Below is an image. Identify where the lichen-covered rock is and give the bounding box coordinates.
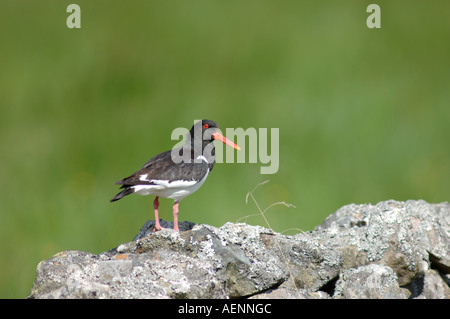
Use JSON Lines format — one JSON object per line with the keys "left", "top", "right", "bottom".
{"left": 313, "top": 199, "right": 450, "bottom": 290}
{"left": 333, "top": 264, "right": 408, "bottom": 299}
{"left": 28, "top": 200, "right": 449, "bottom": 299}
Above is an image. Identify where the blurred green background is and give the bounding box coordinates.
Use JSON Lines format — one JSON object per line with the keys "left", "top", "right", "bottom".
{"left": 0, "top": 1, "right": 449, "bottom": 298}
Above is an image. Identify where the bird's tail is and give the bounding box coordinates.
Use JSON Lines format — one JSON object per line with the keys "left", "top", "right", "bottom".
{"left": 110, "top": 187, "right": 134, "bottom": 202}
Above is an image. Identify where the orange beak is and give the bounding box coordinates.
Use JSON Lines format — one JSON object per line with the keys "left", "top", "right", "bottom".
{"left": 212, "top": 132, "right": 241, "bottom": 150}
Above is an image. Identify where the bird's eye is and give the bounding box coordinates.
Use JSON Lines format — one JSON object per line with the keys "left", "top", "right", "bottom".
{"left": 203, "top": 123, "right": 209, "bottom": 129}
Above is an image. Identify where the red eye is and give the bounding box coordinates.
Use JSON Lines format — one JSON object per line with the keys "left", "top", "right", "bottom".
{"left": 203, "top": 123, "right": 209, "bottom": 129}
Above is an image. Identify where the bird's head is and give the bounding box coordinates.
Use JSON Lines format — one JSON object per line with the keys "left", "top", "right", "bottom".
{"left": 189, "top": 119, "right": 240, "bottom": 150}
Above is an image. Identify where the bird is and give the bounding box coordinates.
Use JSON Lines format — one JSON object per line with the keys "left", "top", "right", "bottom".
{"left": 110, "top": 119, "right": 240, "bottom": 232}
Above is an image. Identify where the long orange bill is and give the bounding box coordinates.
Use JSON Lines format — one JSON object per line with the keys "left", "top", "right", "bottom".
{"left": 212, "top": 132, "right": 241, "bottom": 150}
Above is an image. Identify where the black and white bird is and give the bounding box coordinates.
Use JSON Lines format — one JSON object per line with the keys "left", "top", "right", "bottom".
{"left": 110, "top": 119, "right": 240, "bottom": 231}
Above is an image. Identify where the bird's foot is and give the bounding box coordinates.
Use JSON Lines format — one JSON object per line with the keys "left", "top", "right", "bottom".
{"left": 153, "top": 225, "right": 165, "bottom": 232}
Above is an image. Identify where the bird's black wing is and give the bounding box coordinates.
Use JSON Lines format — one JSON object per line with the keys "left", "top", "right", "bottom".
{"left": 114, "top": 148, "right": 209, "bottom": 187}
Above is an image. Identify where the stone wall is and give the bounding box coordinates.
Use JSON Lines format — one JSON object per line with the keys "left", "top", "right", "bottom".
{"left": 28, "top": 200, "right": 449, "bottom": 299}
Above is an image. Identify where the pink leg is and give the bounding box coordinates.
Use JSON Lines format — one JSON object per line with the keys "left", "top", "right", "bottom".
{"left": 173, "top": 201, "right": 180, "bottom": 232}
{"left": 153, "top": 197, "right": 164, "bottom": 232}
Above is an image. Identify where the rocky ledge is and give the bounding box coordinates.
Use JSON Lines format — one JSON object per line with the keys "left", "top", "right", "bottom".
{"left": 28, "top": 200, "right": 449, "bottom": 299}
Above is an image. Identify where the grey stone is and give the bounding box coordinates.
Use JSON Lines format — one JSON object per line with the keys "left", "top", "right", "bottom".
{"left": 333, "top": 264, "right": 408, "bottom": 299}
{"left": 405, "top": 269, "right": 450, "bottom": 299}
{"left": 132, "top": 219, "right": 196, "bottom": 241}
{"left": 249, "top": 287, "right": 330, "bottom": 299}
{"left": 313, "top": 200, "right": 450, "bottom": 287}
{"left": 28, "top": 199, "right": 449, "bottom": 299}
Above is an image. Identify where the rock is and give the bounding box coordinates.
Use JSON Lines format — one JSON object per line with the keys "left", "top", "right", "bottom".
{"left": 404, "top": 269, "right": 450, "bottom": 299}
{"left": 132, "top": 219, "right": 196, "bottom": 241}
{"left": 249, "top": 286, "right": 330, "bottom": 299}
{"left": 333, "top": 264, "right": 408, "bottom": 299}
{"left": 28, "top": 199, "right": 449, "bottom": 299}
{"left": 313, "top": 199, "right": 450, "bottom": 289}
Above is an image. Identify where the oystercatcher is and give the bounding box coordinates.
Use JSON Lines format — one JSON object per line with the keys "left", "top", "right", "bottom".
{"left": 110, "top": 119, "right": 240, "bottom": 232}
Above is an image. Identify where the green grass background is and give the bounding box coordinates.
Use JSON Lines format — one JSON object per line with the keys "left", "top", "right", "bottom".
{"left": 0, "top": 1, "right": 448, "bottom": 298}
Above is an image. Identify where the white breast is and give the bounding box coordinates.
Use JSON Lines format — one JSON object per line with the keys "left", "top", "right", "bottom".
{"left": 132, "top": 168, "right": 210, "bottom": 202}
